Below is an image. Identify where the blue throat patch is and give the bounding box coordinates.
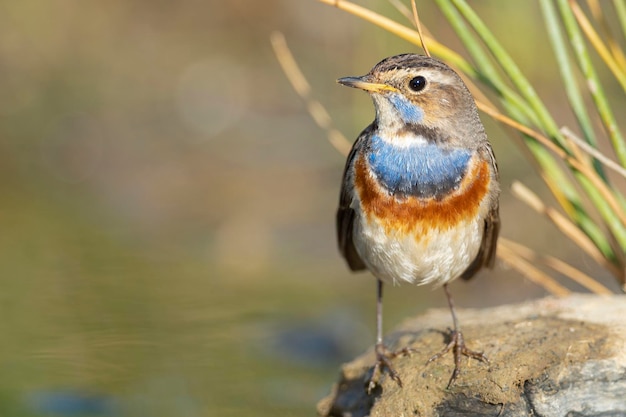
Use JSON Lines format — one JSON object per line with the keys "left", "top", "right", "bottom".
{"left": 387, "top": 93, "right": 423, "bottom": 124}
{"left": 368, "top": 134, "right": 471, "bottom": 198}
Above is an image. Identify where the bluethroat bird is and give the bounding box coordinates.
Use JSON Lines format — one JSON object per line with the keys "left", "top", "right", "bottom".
{"left": 336, "top": 54, "right": 500, "bottom": 391}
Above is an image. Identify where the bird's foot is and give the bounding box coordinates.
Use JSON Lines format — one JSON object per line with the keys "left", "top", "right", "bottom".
{"left": 426, "top": 329, "right": 488, "bottom": 389}
{"left": 367, "top": 344, "right": 417, "bottom": 393}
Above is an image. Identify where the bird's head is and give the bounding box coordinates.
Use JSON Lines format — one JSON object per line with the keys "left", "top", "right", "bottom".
{"left": 338, "top": 54, "right": 482, "bottom": 143}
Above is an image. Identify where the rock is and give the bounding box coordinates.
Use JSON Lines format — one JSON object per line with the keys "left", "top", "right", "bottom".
{"left": 317, "top": 294, "right": 626, "bottom": 416}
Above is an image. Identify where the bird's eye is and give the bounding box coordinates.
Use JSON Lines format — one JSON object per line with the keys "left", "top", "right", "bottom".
{"left": 408, "top": 76, "right": 426, "bottom": 92}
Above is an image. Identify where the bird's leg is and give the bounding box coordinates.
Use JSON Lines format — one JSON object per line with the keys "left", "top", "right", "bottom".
{"left": 427, "top": 283, "right": 488, "bottom": 389}
{"left": 367, "top": 279, "right": 404, "bottom": 393}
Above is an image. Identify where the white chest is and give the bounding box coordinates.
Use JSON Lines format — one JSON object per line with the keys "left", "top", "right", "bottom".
{"left": 352, "top": 212, "right": 484, "bottom": 287}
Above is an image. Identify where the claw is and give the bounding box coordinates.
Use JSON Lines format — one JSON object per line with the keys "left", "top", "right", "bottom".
{"left": 426, "top": 329, "right": 488, "bottom": 388}
{"left": 366, "top": 344, "right": 416, "bottom": 393}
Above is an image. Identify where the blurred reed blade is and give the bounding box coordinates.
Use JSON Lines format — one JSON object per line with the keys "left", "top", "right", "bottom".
{"left": 270, "top": 31, "right": 351, "bottom": 156}
{"left": 388, "top": 0, "right": 413, "bottom": 23}
{"left": 587, "top": 0, "right": 626, "bottom": 71}
{"left": 500, "top": 238, "right": 613, "bottom": 295}
{"left": 572, "top": 173, "right": 626, "bottom": 254}
{"left": 573, "top": 0, "right": 626, "bottom": 88}
{"left": 512, "top": 181, "right": 624, "bottom": 284}
{"left": 497, "top": 241, "right": 571, "bottom": 297}
{"left": 561, "top": 128, "right": 626, "bottom": 230}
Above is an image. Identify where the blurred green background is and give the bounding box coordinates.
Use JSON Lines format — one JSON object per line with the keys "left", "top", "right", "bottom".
{"left": 0, "top": 1, "right": 621, "bottom": 416}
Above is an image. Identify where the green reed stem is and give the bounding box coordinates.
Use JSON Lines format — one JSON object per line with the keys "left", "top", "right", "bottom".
{"left": 557, "top": 0, "right": 626, "bottom": 168}
{"left": 540, "top": 0, "right": 597, "bottom": 148}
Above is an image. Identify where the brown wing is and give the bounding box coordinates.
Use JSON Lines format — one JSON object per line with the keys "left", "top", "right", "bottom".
{"left": 461, "top": 143, "right": 500, "bottom": 280}
{"left": 336, "top": 125, "right": 373, "bottom": 271}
